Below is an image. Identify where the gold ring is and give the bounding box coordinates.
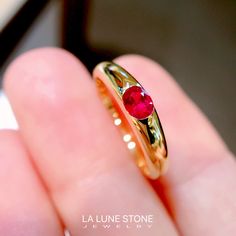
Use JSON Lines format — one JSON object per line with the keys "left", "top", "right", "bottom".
{"left": 93, "top": 62, "right": 168, "bottom": 179}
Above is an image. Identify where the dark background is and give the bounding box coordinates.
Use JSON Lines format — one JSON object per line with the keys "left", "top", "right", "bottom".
{"left": 0, "top": 0, "right": 235, "bottom": 153}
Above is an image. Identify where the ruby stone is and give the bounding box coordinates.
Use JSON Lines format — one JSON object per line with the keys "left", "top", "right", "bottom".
{"left": 122, "top": 86, "right": 154, "bottom": 120}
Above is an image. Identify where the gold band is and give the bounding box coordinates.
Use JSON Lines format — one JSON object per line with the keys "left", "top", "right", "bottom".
{"left": 93, "top": 62, "right": 168, "bottom": 179}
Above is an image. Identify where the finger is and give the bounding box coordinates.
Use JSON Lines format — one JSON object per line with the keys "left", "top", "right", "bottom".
{"left": 115, "top": 55, "right": 236, "bottom": 235}
{"left": 4, "top": 48, "right": 179, "bottom": 236}
{"left": 0, "top": 130, "right": 63, "bottom": 235}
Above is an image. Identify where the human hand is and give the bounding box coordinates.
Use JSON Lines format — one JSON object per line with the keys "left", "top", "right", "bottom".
{"left": 1, "top": 48, "right": 236, "bottom": 236}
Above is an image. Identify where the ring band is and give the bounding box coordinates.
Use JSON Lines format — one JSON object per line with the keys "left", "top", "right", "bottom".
{"left": 93, "top": 62, "right": 168, "bottom": 179}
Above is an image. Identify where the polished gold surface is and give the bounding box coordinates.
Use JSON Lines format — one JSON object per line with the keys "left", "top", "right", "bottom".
{"left": 93, "top": 62, "right": 168, "bottom": 179}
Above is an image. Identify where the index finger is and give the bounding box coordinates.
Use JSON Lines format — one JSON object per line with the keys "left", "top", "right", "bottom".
{"left": 115, "top": 55, "right": 236, "bottom": 235}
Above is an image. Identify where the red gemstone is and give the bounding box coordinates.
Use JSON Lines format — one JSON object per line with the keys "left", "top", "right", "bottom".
{"left": 122, "top": 86, "right": 154, "bottom": 119}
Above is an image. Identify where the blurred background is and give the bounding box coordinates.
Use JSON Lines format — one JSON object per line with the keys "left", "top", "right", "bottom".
{"left": 0, "top": 0, "right": 235, "bottom": 153}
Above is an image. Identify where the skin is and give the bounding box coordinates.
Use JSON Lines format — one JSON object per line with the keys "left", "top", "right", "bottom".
{"left": 1, "top": 48, "right": 236, "bottom": 236}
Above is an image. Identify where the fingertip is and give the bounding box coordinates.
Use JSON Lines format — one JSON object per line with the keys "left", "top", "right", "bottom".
{"left": 3, "top": 47, "right": 92, "bottom": 122}
{"left": 3, "top": 47, "right": 90, "bottom": 96}
{"left": 4, "top": 47, "right": 71, "bottom": 83}
{"left": 0, "top": 130, "right": 19, "bottom": 154}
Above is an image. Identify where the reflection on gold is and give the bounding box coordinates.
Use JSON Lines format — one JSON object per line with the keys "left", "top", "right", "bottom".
{"left": 123, "top": 134, "right": 131, "bottom": 142}
{"left": 114, "top": 118, "right": 122, "bottom": 126}
{"left": 127, "top": 141, "right": 136, "bottom": 150}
